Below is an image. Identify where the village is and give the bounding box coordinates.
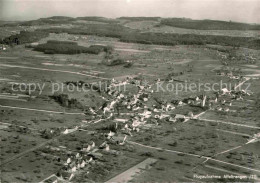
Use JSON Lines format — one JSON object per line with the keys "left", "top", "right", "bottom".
{"left": 0, "top": 11, "right": 260, "bottom": 183}
{"left": 1, "top": 56, "right": 260, "bottom": 182}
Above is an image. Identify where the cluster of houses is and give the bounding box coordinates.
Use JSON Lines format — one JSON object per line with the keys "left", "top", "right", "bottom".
{"left": 216, "top": 71, "right": 241, "bottom": 80}
{"left": 47, "top": 137, "right": 120, "bottom": 181}
{"left": 87, "top": 77, "right": 219, "bottom": 130}
{"left": 86, "top": 76, "right": 242, "bottom": 129}
{"left": 218, "top": 50, "right": 257, "bottom": 64}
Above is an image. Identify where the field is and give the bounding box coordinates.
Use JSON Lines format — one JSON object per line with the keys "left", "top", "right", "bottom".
{"left": 160, "top": 18, "right": 260, "bottom": 30}
{"left": 124, "top": 21, "right": 260, "bottom": 38}
{"left": 0, "top": 16, "right": 260, "bottom": 182}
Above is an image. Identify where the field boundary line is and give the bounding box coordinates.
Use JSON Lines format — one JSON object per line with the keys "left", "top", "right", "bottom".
{"left": 0, "top": 105, "right": 85, "bottom": 115}
{"left": 199, "top": 118, "right": 260, "bottom": 129}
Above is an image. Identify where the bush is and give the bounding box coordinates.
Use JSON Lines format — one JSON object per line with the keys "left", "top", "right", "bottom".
{"left": 50, "top": 94, "right": 69, "bottom": 107}
{"left": 156, "top": 167, "right": 166, "bottom": 171}
{"left": 168, "top": 140, "right": 178, "bottom": 147}
{"left": 50, "top": 94, "right": 83, "bottom": 109}
{"left": 255, "top": 93, "right": 260, "bottom": 109}
{"left": 140, "top": 152, "right": 153, "bottom": 157}
{"left": 174, "top": 160, "right": 184, "bottom": 164}
{"left": 102, "top": 58, "right": 125, "bottom": 66}
{"left": 89, "top": 45, "right": 114, "bottom": 53}
{"left": 104, "top": 45, "right": 114, "bottom": 54}
{"left": 108, "top": 58, "right": 125, "bottom": 66}
{"left": 124, "top": 61, "right": 133, "bottom": 68}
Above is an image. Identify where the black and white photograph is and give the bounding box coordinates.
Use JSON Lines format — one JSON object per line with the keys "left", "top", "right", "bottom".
{"left": 0, "top": 0, "right": 260, "bottom": 182}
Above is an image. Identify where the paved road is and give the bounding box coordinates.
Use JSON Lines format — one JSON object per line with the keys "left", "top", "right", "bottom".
{"left": 233, "top": 77, "right": 250, "bottom": 90}
{"left": 216, "top": 129, "right": 251, "bottom": 137}
{"left": 0, "top": 105, "right": 85, "bottom": 115}
{"left": 214, "top": 145, "right": 242, "bottom": 156}
{"left": 183, "top": 111, "right": 207, "bottom": 123}
{"left": 199, "top": 118, "right": 260, "bottom": 129}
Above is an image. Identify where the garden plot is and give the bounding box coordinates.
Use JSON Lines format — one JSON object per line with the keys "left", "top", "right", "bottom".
{"left": 0, "top": 107, "right": 85, "bottom": 131}
{"left": 202, "top": 110, "right": 260, "bottom": 128}
{"left": 37, "top": 130, "right": 144, "bottom": 183}
{"left": 1, "top": 150, "right": 63, "bottom": 183}
{"left": 129, "top": 120, "right": 247, "bottom": 158}
{"left": 128, "top": 145, "right": 204, "bottom": 182}
{"left": 213, "top": 142, "right": 260, "bottom": 172}
{"left": 0, "top": 129, "right": 45, "bottom": 161}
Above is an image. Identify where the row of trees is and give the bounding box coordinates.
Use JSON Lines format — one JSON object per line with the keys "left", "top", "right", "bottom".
{"left": 34, "top": 40, "right": 114, "bottom": 55}
{"left": 1, "top": 31, "right": 49, "bottom": 45}
{"left": 160, "top": 18, "right": 260, "bottom": 30}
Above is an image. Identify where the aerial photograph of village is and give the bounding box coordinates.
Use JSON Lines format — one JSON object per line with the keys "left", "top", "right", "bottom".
{"left": 0, "top": 0, "right": 259, "bottom": 182}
